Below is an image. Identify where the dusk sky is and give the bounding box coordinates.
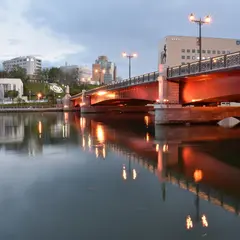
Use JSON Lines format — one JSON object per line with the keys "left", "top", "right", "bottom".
{"left": 0, "top": 0, "right": 238, "bottom": 78}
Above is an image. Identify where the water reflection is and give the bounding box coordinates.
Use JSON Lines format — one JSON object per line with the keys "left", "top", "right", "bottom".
{"left": 74, "top": 114, "right": 240, "bottom": 219}
{"left": 0, "top": 113, "right": 240, "bottom": 239}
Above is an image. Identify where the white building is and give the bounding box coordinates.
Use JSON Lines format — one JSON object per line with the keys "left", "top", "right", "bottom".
{"left": 159, "top": 36, "right": 240, "bottom": 67}
{"left": 0, "top": 78, "right": 23, "bottom": 99}
{"left": 3, "top": 56, "right": 42, "bottom": 75}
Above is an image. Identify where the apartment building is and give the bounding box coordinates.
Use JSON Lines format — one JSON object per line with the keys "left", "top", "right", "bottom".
{"left": 159, "top": 36, "right": 240, "bottom": 67}
{"left": 92, "top": 56, "right": 117, "bottom": 84}
{"left": 3, "top": 56, "right": 42, "bottom": 75}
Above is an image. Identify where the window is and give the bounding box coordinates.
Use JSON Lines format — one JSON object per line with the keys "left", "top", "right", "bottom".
{"left": 192, "top": 56, "right": 195, "bottom": 60}
{"left": 13, "top": 84, "right": 16, "bottom": 91}
{"left": 187, "top": 49, "right": 190, "bottom": 53}
{"left": 197, "top": 50, "right": 200, "bottom": 53}
{"left": 222, "top": 51, "right": 225, "bottom": 54}
{"left": 181, "top": 62, "right": 185, "bottom": 65}
{"left": 212, "top": 50, "right": 216, "bottom": 54}
{"left": 227, "top": 51, "right": 230, "bottom": 54}
{"left": 192, "top": 49, "right": 195, "bottom": 53}
{"left": 207, "top": 50, "right": 211, "bottom": 54}
{"left": 187, "top": 56, "right": 190, "bottom": 59}
{"left": 217, "top": 50, "right": 221, "bottom": 54}
{"left": 181, "top": 56, "right": 185, "bottom": 59}
{"left": 181, "top": 49, "right": 185, "bottom": 53}
{"left": 202, "top": 50, "right": 206, "bottom": 53}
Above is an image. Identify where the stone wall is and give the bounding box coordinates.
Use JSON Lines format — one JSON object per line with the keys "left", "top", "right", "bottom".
{"left": 155, "top": 106, "right": 240, "bottom": 124}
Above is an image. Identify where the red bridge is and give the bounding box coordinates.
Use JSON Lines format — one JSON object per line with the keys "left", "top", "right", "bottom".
{"left": 71, "top": 51, "right": 240, "bottom": 108}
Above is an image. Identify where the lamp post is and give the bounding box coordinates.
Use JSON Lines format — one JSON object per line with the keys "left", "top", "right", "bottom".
{"left": 122, "top": 52, "right": 137, "bottom": 79}
{"left": 95, "top": 69, "right": 106, "bottom": 84}
{"left": 188, "top": 13, "right": 211, "bottom": 71}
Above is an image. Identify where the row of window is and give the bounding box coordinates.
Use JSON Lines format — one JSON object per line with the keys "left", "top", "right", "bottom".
{"left": 181, "top": 49, "right": 230, "bottom": 55}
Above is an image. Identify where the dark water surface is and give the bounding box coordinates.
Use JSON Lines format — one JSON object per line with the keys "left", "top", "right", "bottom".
{"left": 0, "top": 112, "right": 239, "bottom": 240}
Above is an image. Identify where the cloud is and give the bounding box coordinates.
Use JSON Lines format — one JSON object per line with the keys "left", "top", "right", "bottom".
{"left": 0, "top": 0, "right": 85, "bottom": 62}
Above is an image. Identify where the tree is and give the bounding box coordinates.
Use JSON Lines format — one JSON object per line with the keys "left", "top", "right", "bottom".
{"left": 0, "top": 71, "right": 9, "bottom": 78}
{"left": 4, "top": 90, "right": 19, "bottom": 100}
{"left": 37, "top": 68, "right": 50, "bottom": 83}
{"left": 8, "top": 66, "right": 28, "bottom": 82}
{"left": 48, "top": 67, "right": 61, "bottom": 83}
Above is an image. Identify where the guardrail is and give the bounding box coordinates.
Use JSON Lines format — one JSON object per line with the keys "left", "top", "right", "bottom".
{"left": 167, "top": 51, "right": 240, "bottom": 78}
{"left": 71, "top": 71, "right": 159, "bottom": 99}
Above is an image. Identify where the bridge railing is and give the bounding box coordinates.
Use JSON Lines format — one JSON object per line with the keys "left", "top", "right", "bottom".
{"left": 72, "top": 71, "right": 159, "bottom": 97}
{"left": 167, "top": 51, "right": 240, "bottom": 78}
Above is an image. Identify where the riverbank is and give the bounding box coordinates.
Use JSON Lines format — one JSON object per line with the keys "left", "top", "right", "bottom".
{"left": 0, "top": 107, "right": 80, "bottom": 113}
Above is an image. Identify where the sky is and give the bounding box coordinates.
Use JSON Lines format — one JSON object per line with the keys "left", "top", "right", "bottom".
{"left": 0, "top": 0, "right": 239, "bottom": 78}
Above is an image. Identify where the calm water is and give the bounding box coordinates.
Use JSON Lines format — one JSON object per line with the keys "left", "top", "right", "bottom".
{"left": 0, "top": 112, "right": 240, "bottom": 239}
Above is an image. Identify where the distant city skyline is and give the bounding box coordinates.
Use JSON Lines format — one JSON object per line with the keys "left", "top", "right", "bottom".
{"left": 0, "top": 0, "right": 240, "bottom": 78}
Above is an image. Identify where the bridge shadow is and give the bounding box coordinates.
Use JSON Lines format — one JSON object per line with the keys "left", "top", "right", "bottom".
{"left": 73, "top": 113, "right": 240, "bottom": 215}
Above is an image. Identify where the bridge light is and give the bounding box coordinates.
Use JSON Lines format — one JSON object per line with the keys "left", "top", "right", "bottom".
{"left": 97, "top": 91, "right": 107, "bottom": 96}
{"left": 194, "top": 169, "right": 203, "bottom": 182}
{"left": 132, "top": 53, "right": 137, "bottom": 58}
{"left": 189, "top": 13, "right": 195, "bottom": 22}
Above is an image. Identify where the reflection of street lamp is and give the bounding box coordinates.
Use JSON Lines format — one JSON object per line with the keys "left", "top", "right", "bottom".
{"left": 95, "top": 69, "right": 106, "bottom": 84}
{"left": 122, "top": 52, "right": 137, "bottom": 79}
{"left": 188, "top": 13, "right": 211, "bottom": 71}
{"left": 122, "top": 164, "right": 137, "bottom": 180}
{"left": 186, "top": 169, "right": 207, "bottom": 231}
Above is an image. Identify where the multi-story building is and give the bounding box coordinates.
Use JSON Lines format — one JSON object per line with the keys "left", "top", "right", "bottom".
{"left": 158, "top": 36, "right": 240, "bottom": 67}
{"left": 60, "top": 65, "right": 92, "bottom": 84}
{"left": 92, "top": 56, "right": 117, "bottom": 84}
{"left": 79, "top": 66, "right": 92, "bottom": 83}
{"left": 3, "top": 56, "right": 42, "bottom": 76}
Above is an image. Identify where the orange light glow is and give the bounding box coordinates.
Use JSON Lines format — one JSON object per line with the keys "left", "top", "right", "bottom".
{"left": 163, "top": 144, "right": 168, "bottom": 152}
{"left": 96, "top": 124, "right": 105, "bottom": 143}
{"left": 80, "top": 117, "right": 86, "bottom": 130}
{"left": 97, "top": 91, "right": 107, "bottom": 96}
{"left": 146, "top": 133, "right": 150, "bottom": 142}
{"left": 156, "top": 144, "right": 159, "bottom": 152}
{"left": 186, "top": 215, "right": 193, "bottom": 229}
{"left": 201, "top": 215, "right": 208, "bottom": 227}
{"left": 38, "top": 121, "right": 42, "bottom": 134}
{"left": 107, "top": 93, "right": 115, "bottom": 98}
{"left": 144, "top": 115, "right": 149, "bottom": 127}
{"left": 194, "top": 169, "right": 203, "bottom": 182}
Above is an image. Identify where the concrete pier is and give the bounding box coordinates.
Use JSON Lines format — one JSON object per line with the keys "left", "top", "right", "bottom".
{"left": 154, "top": 105, "right": 240, "bottom": 125}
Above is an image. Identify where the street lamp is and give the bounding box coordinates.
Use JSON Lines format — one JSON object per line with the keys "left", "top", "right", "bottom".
{"left": 95, "top": 69, "right": 106, "bottom": 84}
{"left": 188, "top": 13, "right": 211, "bottom": 71}
{"left": 122, "top": 52, "right": 137, "bottom": 79}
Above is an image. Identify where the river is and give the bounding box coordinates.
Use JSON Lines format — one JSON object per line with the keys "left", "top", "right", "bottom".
{"left": 0, "top": 112, "right": 239, "bottom": 239}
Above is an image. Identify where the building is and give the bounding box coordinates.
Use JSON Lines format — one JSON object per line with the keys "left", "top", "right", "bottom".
{"left": 92, "top": 56, "right": 117, "bottom": 84}
{"left": 0, "top": 78, "right": 23, "bottom": 100}
{"left": 158, "top": 36, "right": 240, "bottom": 67}
{"left": 2, "top": 56, "right": 42, "bottom": 76}
{"left": 79, "top": 66, "right": 92, "bottom": 83}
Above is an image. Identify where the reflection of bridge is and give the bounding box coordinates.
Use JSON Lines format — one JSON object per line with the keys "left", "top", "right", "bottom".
{"left": 71, "top": 51, "right": 240, "bottom": 108}
{"left": 75, "top": 115, "right": 240, "bottom": 216}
